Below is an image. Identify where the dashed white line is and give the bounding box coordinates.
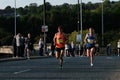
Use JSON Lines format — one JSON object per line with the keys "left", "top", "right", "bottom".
{"left": 13, "top": 69, "right": 31, "bottom": 74}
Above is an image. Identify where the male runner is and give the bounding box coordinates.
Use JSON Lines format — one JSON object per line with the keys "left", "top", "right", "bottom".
{"left": 53, "top": 26, "right": 67, "bottom": 68}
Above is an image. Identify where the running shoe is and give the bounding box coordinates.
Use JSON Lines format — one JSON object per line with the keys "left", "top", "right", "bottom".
{"left": 91, "top": 63, "right": 93, "bottom": 67}
{"left": 59, "top": 64, "right": 63, "bottom": 69}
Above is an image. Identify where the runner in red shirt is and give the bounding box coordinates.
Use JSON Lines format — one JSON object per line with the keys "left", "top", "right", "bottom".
{"left": 53, "top": 26, "right": 67, "bottom": 69}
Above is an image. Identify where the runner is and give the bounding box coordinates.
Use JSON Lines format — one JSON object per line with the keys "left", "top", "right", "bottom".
{"left": 53, "top": 26, "right": 67, "bottom": 69}
{"left": 84, "top": 27, "right": 97, "bottom": 67}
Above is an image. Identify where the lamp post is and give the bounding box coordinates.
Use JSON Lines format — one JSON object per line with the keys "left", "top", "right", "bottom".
{"left": 77, "top": 0, "right": 82, "bottom": 44}
{"left": 80, "top": 0, "right": 83, "bottom": 44}
{"left": 43, "top": 0, "right": 46, "bottom": 26}
{"left": 14, "top": 0, "right": 16, "bottom": 35}
{"left": 102, "top": 0, "right": 104, "bottom": 46}
{"left": 43, "top": 0, "right": 46, "bottom": 55}
{"left": 78, "top": 0, "right": 80, "bottom": 34}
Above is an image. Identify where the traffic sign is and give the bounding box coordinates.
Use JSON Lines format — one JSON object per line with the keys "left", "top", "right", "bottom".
{"left": 42, "top": 25, "right": 48, "bottom": 32}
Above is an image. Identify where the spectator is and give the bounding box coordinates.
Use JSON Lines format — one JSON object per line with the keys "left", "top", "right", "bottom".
{"left": 20, "top": 35, "right": 25, "bottom": 57}
{"left": 25, "top": 33, "right": 34, "bottom": 59}
{"left": 50, "top": 42, "right": 55, "bottom": 56}
{"left": 117, "top": 39, "right": 120, "bottom": 56}
{"left": 80, "top": 44, "right": 84, "bottom": 56}
{"left": 65, "top": 43, "right": 70, "bottom": 57}
{"left": 12, "top": 35, "right": 17, "bottom": 58}
{"left": 70, "top": 41, "right": 75, "bottom": 57}
{"left": 95, "top": 43, "right": 100, "bottom": 56}
{"left": 16, "top": 33, "right": 21, "bottom": 57}
{"left": 38, "top": 38, "right": 44, "bottom": 56}
{"left": 107, "top": 43, "right": 112, "bottom": 56}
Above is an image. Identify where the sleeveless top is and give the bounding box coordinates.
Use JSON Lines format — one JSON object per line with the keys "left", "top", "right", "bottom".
{"left": 55, "top": 32, "right": 66, "bottom": 48}
{"left": 117, "top": 41, "right": 120, "bottom": 48}
{"left": 86, "top": 33, "right": 95, "bottom": 48}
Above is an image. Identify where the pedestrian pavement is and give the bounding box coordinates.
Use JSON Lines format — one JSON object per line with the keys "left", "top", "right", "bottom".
{"left": 0, "top": 55, "right": 50, "bottom": 62}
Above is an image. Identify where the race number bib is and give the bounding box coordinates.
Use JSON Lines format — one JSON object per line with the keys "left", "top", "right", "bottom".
{"left": 87, "top": 39, "right": 94, "bottom": 44}
{"left": 57, "top": 38, "right": 63, "bottom": 44}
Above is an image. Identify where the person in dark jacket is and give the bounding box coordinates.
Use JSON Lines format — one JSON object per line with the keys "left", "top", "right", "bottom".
{"left": 25, "top": 33, "right": 34, "bottom": 59}
{"left": 12, "top": 35, "right": 17, "bottom": 57}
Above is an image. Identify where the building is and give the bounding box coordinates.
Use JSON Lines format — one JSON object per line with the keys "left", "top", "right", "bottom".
{"left": 29, "top": 3, "right": 38, "bottom": 7}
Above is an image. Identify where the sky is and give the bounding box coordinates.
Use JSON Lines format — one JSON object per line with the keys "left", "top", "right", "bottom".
{"left": 0, "top": 0, "right": 119, "bottom": 9}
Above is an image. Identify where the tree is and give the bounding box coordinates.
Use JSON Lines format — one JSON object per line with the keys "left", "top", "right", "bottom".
{"left": 0, "top": 1, "right": 120, "bottom": 45}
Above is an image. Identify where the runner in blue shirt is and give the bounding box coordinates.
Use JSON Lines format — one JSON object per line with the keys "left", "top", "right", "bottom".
{"left": 84, "top": 27, "right": 97, "bottom": 67}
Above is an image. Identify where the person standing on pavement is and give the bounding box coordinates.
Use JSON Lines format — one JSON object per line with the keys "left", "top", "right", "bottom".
{"left": 38, "top": 38, "right": 44, "bottom": 56}
{"left": 107, "top": 43, "right": 112, "bottom": 56}
{"left": 25, "top": 33, "right": 34, "bottom": 59}
{"left": 20, "top": 35, "right": 25, "bottom": 57}
{"left": 70, "top": 41, "right": 75, "bottom": 57}
{"left": 84, "top": 27, "right": 97, "bottom": 67}
{"left": 16, "top": 33, "right": 21, "bottom": 57}
{"left": 53, "top": 26, "right": 67, "bottom": 68}
{"left": 50, "top": 42, "right": 55, "bottom": 56}
{"left": 12, "top": 35, "right": 17, "bottom": 58}
{"left": 117, "top": 39, "right": 120, "bottom": 56}
{"left": 65, "top": 43, "right": 70, "bottom": 57}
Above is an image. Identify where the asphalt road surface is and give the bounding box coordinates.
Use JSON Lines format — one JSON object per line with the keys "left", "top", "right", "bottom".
{"left": 0, "top": 56, "right": 120, "bottom": 80}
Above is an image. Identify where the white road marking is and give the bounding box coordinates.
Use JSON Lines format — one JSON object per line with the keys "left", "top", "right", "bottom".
{"left": 13, "top": 69, "right": 31, "bottom": 74}
{"left": 106, "top": 57, "right": 113, "bottom": 59}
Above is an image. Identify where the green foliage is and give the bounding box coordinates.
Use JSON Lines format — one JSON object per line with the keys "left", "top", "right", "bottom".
{"left": 0, "top": 28, "right": 12, "bottom": 45}
{"left": 68, "top": 31, "right": 78, "bottom": 43}
{"left": 104, "top": 30, "right": 120, "bottom": 48}
{"left": 68, "top": 29, "right": 89, "bottom": 44}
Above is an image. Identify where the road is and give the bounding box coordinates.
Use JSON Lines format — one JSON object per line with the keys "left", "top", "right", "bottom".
{"left": 0, "top": 56, "right": 120, "bottom": 80}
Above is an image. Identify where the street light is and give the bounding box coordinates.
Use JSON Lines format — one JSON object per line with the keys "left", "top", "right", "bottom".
{"left": 77, "top": 0, "right": 83, "bottom": 44}
{"left": 80, "top": 0, "right": 83, "bottom": 44}
{"left": 78, "top": 0, "right": 80, "bottom": 33}
{"left": 43, "top": 0, "right": 46, "bottom": 26}
{"left": 43, "top": 0, "right": 46, "bottom": 55}
{"left": 101, "top": 0, "right": 104, "bottom": 46}
{"left": 14, "top": 0, "right": 16, "bottom": 35}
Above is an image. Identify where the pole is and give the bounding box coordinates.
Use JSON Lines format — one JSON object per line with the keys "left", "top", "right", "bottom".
{"left": 77, "top": 0, "right": 82, "bottom": 44}
{"left": 43, "top": 0, "right": 46, "bottom": 55}
{"left": 14, "top": 0, "right": 16, "bottom": 35}
{"left": 78, "top": 0, "right": 80, "bottom": 34}
{"left": 43, "top": 0, "right": 46, "bottom": 25}
{"left": 80, "top": 0, "right": 83, "bottom": 44}
{"left": 102, "top": 0, "right": 104, "bottom": 46}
